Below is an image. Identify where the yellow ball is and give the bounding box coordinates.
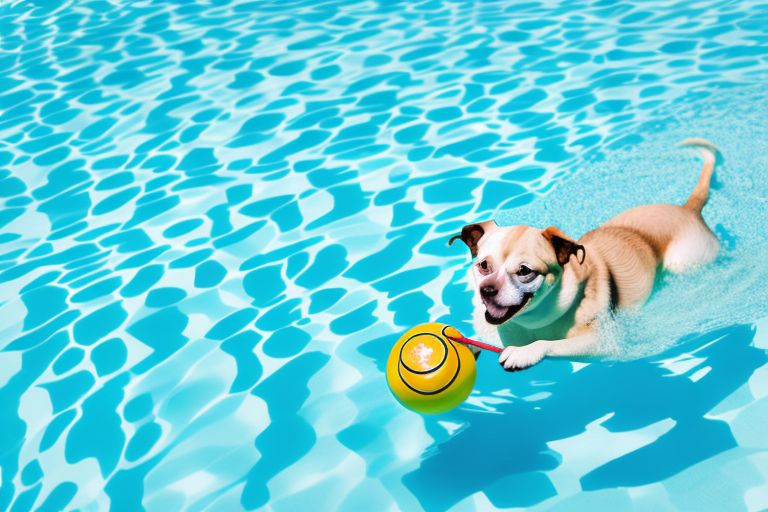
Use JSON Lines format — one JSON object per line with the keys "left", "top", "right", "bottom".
{"left": 386, "top": 323, "right": 476, "bottom": 414}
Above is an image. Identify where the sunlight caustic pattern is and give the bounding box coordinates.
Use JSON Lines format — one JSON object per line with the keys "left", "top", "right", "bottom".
{"left": 0, "top": 0, "right": 767, "bottom": 510}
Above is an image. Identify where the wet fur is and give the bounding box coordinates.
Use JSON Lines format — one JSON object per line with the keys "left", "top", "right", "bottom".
{"left": 453, "top": 140, "right": 720, "bottom": 370}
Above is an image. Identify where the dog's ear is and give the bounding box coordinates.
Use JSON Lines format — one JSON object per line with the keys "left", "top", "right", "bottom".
{"left": 542, "top": 226, "right": 585, "bottom": 266}
{"left": 449, "top": 220, "right": 497, "bottom": 258}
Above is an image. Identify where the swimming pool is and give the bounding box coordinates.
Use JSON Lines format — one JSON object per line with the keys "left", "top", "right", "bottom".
{"left": 1, "top": 0, "right": 767, "bottom": 509}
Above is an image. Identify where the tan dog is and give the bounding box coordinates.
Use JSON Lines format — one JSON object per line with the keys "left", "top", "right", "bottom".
{"left": 449, "top": 139, "right": 720, "bottom": 371}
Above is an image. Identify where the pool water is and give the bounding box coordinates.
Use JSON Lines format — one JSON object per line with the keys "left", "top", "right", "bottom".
{"left": 1, "top": 0, "right": 767, "bottom": 510}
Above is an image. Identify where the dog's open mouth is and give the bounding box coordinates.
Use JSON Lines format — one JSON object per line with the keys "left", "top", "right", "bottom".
{"left": 483, "top": 293, "right": 532, "bottom": 325}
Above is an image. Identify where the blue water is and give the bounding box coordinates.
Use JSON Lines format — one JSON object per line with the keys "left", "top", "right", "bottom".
{"left": 1, "top": 0, "right": 768, "bottom": 510}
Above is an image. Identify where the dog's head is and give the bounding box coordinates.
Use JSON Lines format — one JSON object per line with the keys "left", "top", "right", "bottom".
{"left": 449, "top": 220, "right": 585, "bottom": 325}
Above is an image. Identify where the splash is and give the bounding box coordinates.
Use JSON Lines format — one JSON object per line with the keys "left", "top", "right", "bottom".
{"left": 498, "top": 85, "right": 768, "bottom": 357}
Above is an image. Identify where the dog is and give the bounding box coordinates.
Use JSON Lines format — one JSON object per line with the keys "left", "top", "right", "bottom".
{"left": 449, "top": 139, "right": 720, "bottom": 371}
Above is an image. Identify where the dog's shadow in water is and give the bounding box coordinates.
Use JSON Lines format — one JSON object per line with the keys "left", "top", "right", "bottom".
{"left": 402, "top": 323, "right": 764, "bottom": 511}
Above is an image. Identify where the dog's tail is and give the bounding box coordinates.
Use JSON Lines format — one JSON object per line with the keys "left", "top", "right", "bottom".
{"left": 681, "top": 138, "right": 718, "bottom": 212}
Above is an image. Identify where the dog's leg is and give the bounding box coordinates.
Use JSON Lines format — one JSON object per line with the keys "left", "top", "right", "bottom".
{"left": 498, "top": 330, "right": 601, "bottom": 371}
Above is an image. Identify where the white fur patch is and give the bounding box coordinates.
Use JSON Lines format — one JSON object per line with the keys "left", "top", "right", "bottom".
{"left": 663, "top": 226, "right": 719, "bottom": 273}
{"left": 496, "top": 282, "right": 524, "bottom": 307}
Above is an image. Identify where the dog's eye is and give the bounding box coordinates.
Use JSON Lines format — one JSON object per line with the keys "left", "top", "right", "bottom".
{"left": 477, "top": 260, "right": 491, "bottom": 274}
{"left": 517, "top": 265, "right": 532, "bottom": 276}
{"left": 516, "top": 264, "right": 538, "bottom": 283}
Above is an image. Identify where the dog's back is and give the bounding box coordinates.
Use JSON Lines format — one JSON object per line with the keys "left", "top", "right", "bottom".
{"left": 578, "top": 140, "right": 721, "bottom": 309}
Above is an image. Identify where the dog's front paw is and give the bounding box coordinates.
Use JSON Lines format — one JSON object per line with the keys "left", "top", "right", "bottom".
{"left": 498, "top": 342, "right": 548, "bottom": 371}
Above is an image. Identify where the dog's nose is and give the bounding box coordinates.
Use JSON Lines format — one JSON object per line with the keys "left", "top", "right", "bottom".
{"left": 480, "top": 285, "right": 497, "bottom": 298}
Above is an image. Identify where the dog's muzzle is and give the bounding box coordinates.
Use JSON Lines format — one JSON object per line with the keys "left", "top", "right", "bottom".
{"left": 483, "top": 293, "right": 533, "bottom": 325}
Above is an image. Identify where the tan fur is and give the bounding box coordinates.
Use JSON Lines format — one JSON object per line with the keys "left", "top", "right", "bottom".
{"left": 500, "top": 226, "right": 529, "bottom": 260}
{"left": 453, "top": 139, "right": 721, "bottom": 370}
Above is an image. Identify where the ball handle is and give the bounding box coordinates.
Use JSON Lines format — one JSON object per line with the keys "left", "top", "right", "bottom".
{"left": 445, "top": 334, "right": 503, "bottom": 354}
